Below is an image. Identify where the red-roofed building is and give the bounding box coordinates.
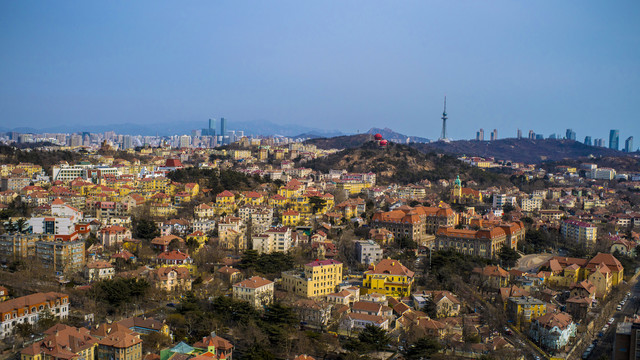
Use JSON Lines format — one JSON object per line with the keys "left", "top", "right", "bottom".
{"left": 363, "top": 259, "right": 415, "bottom": 297}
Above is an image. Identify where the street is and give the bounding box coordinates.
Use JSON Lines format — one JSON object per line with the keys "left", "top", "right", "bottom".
{"left": 587, "top": 282, "right": 640, "bottom": 359}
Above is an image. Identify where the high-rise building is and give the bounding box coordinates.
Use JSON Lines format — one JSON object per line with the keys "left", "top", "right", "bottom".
{"left": 535, "top": 134, "right": 544, "bottom": 140}
{"left": 202, "top": 118, "right": 216, "bottom": 137}
{"left": 179, "top": 135, "right": 191, "bottom": 148}
{"left": 517, "top": 129, "right": 522, "bottom": 139}
{"left": 594, "top": 138, "right": 605, "bottom": 147}
{"left": 624, "top": 136, "right": 634, "bottom": 153}
{"left": 220, "top": 118, "right": 227, "bottom": 142}
{"left": 490, "top": 129, "right": 498, "bottom": 141}
{"left": 548, "top": 134, "right": 557, "bottom": 140}
{"left": 584, "top": 136, "right": 592, "bottom": 146}
{"left": 609, "top": 129, "right": 620, "bottom": 151}
{"left": 123, "top": 135, "right": 132, "bottom": 149}
{"left": 476, "top": 128, "right": 484, "bottom": 141}
{"left": 528, "top": 130, "right": 535, "bottom": 140}
{"left": 566, "top": 129, "right": 576, "bottom": 141}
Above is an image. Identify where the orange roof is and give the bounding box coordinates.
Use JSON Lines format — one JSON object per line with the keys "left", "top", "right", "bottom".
{"left": 366, "top": 259, "right": 414, "bottom": 278}
{"left": 217, "top": 190, "right": 235, "bottom": 198}
{"left": 233, "top": 276, "right": 273, "bottom": 289}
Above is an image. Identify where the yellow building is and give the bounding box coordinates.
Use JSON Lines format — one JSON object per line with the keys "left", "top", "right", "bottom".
{"left": 363, "top": 259, "right": 415, "bottom": 298}
{"left": 215, "top": 190, "right": 237, "bottom": 215}
{"left": 335, "top": 181, "right": 371, "bottom": 195}
{"left": 506, "top": 296, "right": 546, "bottom": 328}
{"left": 186, "top": 231, "right": 207, "bottom": 249}
{"left": 244, "top": 191, "right": 265, "bottom": 206}
{"left": 269, "top": 194, "right": 288, "bottom": 208}
{"left": 281, "top": 259, "right": 343, "bottom": 298}
{"left": 282, "top": 209, "right": 301, "bottom": 226}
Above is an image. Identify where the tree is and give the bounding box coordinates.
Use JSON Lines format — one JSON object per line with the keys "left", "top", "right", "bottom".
{"left": 133, "top": 218, "right": 159, "bottom": 240}
{"left": 498, "top": 245, "right": 520, "bottom": 268}
{"left": 422, "top": 298, "right": 437, "bottom": 319}
{"left": 308, "top": 196, "right": 327, "bottom": 214}
{"left": 358, "top": 324, "right": 390, "bottom": 352}
{"left": 37, "top": 308, "right": 58, "bottom": 331}
{"left": 404, "top": 336, "right": 441, "bottom": 360}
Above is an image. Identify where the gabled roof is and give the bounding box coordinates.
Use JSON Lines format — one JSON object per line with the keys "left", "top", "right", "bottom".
{"left": 233, "top": 276, "right": 273, "bottom": 289}
{"left": 366, "top": 259, "right": 414, "bottom": 278}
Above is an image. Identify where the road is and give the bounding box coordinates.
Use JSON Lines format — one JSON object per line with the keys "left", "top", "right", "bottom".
{"left": 587, "top": 283, "right": 640, "bottom": 359}
{"left": 516, "top": 253, "right": 554, "bottom": 273}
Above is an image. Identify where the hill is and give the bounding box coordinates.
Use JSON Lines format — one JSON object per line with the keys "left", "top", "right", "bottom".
{"left": 366, "top": 127, "right": 430, "bottom": 143}
{"left": 304, "top": 134, "right": 373, "bottom": 150}
{"left": 409, "top": 139, "right": 625, "bottom": 164}
{"left": 302, "top": 141, "right": 511, "bottom": 186}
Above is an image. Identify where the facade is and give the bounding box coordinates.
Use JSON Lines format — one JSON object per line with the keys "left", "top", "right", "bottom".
{"left": 609, "top": 129, "right": 620, "bottom": 151}
{"left": 0, "top": 292, "right": 69, "bottom": 339}
{"left": 435, "top": 226, "right": 507, "bottom": 258}
{"left": 561, "top": 219, "right": 597, "bottom": 248}
{"left": 529, "top": 312, "right": 576, "bottom": 350}
{"left": 0, "top": 233, "right": 49, "bottom": 261}
{"left": 35, "top": 239, "right": 85, "bottom": 274}
{"left": 292, "top": 299, "right": 333, "bottom": 331}
{"left": 281, "top": 259, "right": 343, "bottom": 298}
{"left": 251, "top": 227, "right": 292, "bottom": 254}
{"left": 98, "top": 225, "right": 132, "bottom": 247}
{"left": 232, "top": 276, "right": 274, "bottom": 308}
{"left": 371, "top": 207, "right": 426, "bottom": 244}
{"left": 363, "top": 258, "right": 415, "bottom": 297}
{"left": 354, "top": 240, "right": 383, "bottom": 265}
{"left": 520, "top": 197, "right": 542, "bottom": 212}
{"left": 149, "top": 266, "right": 192, "bottom": 292}
{"left": 84, "top": 260, "right": 115, "bottom": 281}
{"left": 507, "top": 296, "right": 546, "bottom": 328}
{"left": 96, "top": 330, "right": 143, "bottom": 360}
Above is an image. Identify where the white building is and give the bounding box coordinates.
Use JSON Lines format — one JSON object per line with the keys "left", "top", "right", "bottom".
{"left": 232, "top": 276, "right": 274, "bottom": 309}
{"left": 354, "top": 240, "right": 383, "bottom": 265}
{"left": 251, "top": 227, "right": 292, "bottom": 254}
{"left": 84, "top": 260, "right": 115, "bottom": 281}
{"left": 590, "top": 168, "right": 616, "bottom": 180}
{"left": 493, "top": 194, "right": 517, "bottom": 209}
{"left": 520, "top": 197, "right": 542, "bottom": 212}
{"left": 0, "top": 292, "right": 69, "bottom": 339}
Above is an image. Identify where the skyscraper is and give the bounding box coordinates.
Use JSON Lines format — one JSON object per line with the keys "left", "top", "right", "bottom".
{"left": 528, "top": 130, "right": 535, "bottom": 140}
{"left": 517, "top": 129, "right": 522, "bottom": 139}
{"left": 584, "top": 136, "right": 592, "bottom": 146}
{"left": 625, "top": 136, "right": 634, "bottom": 153}
{"left": 476, "top": 128, "right": 484, "bottom": 141}
{"left": 220, "top": 118, "right": 228, "bottom": 144}
{"left": 490, "top": 129, "right": 498, "bottom": 141}
{"left": 439, "top": 97, "right": 448, "bottom": 141}
{"left": 609, "top": 129, "right": 619, "bottom": 151}
{"left": 565, "top": 129, "right": 576, "bottom": 141}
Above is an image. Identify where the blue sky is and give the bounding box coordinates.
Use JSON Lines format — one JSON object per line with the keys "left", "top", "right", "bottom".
{"left": 0, "top": 1, "right": 639, "bottom": 143}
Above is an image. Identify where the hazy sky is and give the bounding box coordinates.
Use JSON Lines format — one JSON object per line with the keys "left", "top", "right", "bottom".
{"left": 1, "top": 1, "right": 639, "bottom": 143}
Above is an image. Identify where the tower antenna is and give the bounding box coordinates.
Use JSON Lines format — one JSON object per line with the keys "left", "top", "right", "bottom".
{"left": 439, "top": 96, "right": 448, "bottom": 141}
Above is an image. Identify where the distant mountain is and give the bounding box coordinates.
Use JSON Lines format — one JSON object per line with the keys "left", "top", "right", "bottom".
{"left": 367, "top": 127, "right": 430, "bottom": 143}
{"left": 0, "top": 120, "right": 343, "bottom": 137}
{"left": 409, "top": 138, "right": 626, "bottom": 164}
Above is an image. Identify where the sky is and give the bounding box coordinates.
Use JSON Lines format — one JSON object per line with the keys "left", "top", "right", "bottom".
{"left": 0, "top": 1, "right": 639, "bottom": 144}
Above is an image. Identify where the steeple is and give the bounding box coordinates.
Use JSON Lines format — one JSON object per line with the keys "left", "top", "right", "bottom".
{"left": 439, "top": 96, "right": 448, "bottom": 141}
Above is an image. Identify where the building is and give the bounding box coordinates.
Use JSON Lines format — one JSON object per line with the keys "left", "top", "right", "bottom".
{"left": 292, "top": 299, "right": 333, "bottom": 331}
{"left": 354, "top": 240, "right": 383, "bottom": 265}
{"left": 610, "top": 129, "right": 620, "bottom": 151}
{"left": 520, "top": 197, "right": 542, "bottom": 212}
{"left": 96, "top": 330, "right": 143, "bottom": 360}
{"left": 233, "top": 276, "right": 274, "bottom": 308}
{"left": 450, "top": 176, "right": 483, "bottom": 204}
{"left": 192, "top": 333, "right": 234, "bottom": 360}
{"left": 0, "top": 233, "right": 49, "bottom": 261}
{"left": 625, "top": 136, "right": 634, "bottom": 153}
{"left": 149, "top": 267, "right": 192, "bottom": 292}
{"left": 490, "top": 129, "right": 498, "bottom": 141}
{"left": 493, "top": 194, "right": 517, "bottom": 209}
{"left": 282, "top": 259, "right": 343, "bottom": 298}
{"left": 584, "top": 136, "right": 592, "bottom": 146}
{"left": 98, "top": 225, "right": 132, "bottom": 247}
{"left": 21, "top": 324, "right": 98, "bottom": 360}
{"left": 35, "top": 239, "right": 85, "bottom": 274}
{"left": 251, "top": 227, "right": 292, "bottom": 254}
{"left": 0, "top": 292, "right": 69, "bottom": 339}
{"left": 561, "top": 219, "right": 597, "bottom": 248}
{"left": 590, "top": 167, "right": 616, "bottom": 180}
{"left": 362, "top": 258, "right": 414, "bottom": 297}
{"left": 529, "top": 312, "right": 576, "bottom": 350}
{"left": 436, "top": 226, "right": 509, "bottom": 258}
{"left": 507, "top": 296, "right": 546, "bottom": 328}
{"left": 566, "top": 129, "right": 576, "bottom": 141}
{"left": 613, "top": 317, "right": 640, "bottom": 360}
{"left": 476, "top": 128, "right": 484, "bottom": 141}
{"left": 84, "top": 260, "right": 115, "bottom": 281}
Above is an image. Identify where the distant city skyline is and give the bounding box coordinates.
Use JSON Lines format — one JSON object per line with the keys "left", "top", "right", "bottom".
{"left": 1, "top": 2, "right": 639, "bottom": 143}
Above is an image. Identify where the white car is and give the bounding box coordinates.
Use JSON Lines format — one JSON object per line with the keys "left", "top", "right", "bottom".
{"left": 609, "top": 317, "right": 615, "bottom": 324}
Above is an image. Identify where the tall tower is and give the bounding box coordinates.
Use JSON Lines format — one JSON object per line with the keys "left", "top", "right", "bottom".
{"left": 439, "top": 96, "right": 447, "bottom": 141}
{"left": 609, "top": 129, "right": 619, "bottom": 151}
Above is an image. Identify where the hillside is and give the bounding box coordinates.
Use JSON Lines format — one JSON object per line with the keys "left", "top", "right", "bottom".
{"left": 302, "top": 141, "right": 511, "bottom": 186}
{"left": 366, "top": 127, "right": 430, "bottom": 143}
{"left": 410, "top": 139, "right": 625, "bottom": 164}
{"left": 304, "top": 134, "right": 372, "bottom": 150}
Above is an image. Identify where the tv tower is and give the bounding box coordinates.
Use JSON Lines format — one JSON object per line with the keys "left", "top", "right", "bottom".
{"left": 439, "top": 96, "right": 448, "bottom": 141}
